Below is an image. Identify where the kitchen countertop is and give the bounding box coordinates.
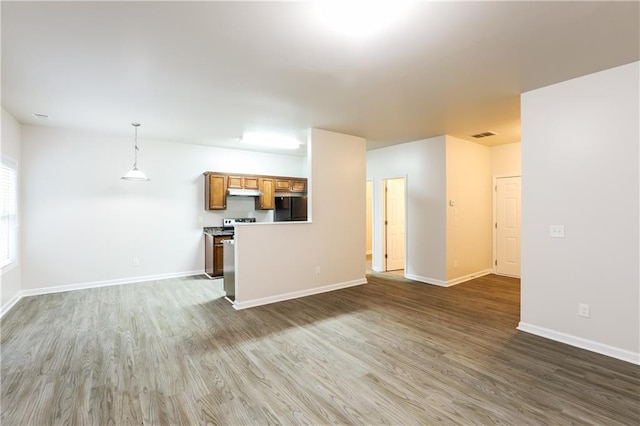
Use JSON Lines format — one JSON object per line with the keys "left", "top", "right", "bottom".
{"left": 203, "top": 227, "right": 234, "bottom": 236}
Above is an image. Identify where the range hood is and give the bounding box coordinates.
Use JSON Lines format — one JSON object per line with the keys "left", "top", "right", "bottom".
{"left": 227, "top": 188, "right": 263, "bottom": 197}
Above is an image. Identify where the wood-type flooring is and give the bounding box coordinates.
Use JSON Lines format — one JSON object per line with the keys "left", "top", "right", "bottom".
{"left": 1, "top": 273, "right": 638, "bottom": 425}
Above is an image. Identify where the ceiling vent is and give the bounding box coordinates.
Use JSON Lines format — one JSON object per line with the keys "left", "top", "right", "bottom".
{"left": 33, "top": 113, "right": 51, "bottom": 120}
{"left": 470, "top": 131, "right": 497, "bottom": 139}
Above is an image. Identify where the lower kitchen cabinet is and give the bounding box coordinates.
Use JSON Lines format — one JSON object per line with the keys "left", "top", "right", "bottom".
{"left": 204, "top": 234, "right": 227, "bottom": 278}
{"left": 213, "top": 237, "right": 224, "bottom": 276}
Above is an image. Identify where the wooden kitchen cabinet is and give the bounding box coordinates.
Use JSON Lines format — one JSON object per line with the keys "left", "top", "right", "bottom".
{"left": 204, "top": 234, "right": 231, "bottom": 278}
{"left": 256, "top": 178, "right": 275, "bottom": 210}
{"left": 244, "top": 176, "right": 259, "bottom": 189}
{"left": 204, "top": 172, "right": 306, "bottom": 211}
{"left": 204, "top": 173, "right": 227, "bottom": 210}
{"left": 205, "top": 234, "right": 228, "bottom": 278}
{"left": 213, "top": 236, "right": 225, "bottom": 277}
{"left": 291, "top": 179, "right": 306, "bottom": 192}
{"left": 228, "top": 175, "right": 259, "bottom": 190}
{"left": 227, "top": 175, "right": 244, "bottom": 189}
{"left": 275, "top": 178, "right": 307, "bottom": 192}
{"left": 275, "top": 179, "right": 291, "bottom": 191}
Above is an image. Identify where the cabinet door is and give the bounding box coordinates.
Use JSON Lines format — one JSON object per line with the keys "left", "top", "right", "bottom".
{"left": 213, "top": 242, "right": 224, "bottom": 277}
{"left": 227, "top": 175, "right": 243, "bottom": 189}
{"left": 244, "top": 176, "right": 259, "bottom": 189}
{"left": 256, "top": 178, "right": 275, "bottom": 210}
{"left": 275, "top": 179, "right": 291, "bottom": 191}
{"left": 291, "top": 179, "right": 306, "bottom": 192}
{"left": 206, "top": 174, "right": 227, "bottom": 210}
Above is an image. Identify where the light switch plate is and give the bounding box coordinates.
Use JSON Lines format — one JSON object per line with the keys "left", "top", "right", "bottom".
{"left": 549, "top": 225, "right": 565, "bottom": 238}
{"left": 578, "top": 303, "right": 590, "bottom": 318}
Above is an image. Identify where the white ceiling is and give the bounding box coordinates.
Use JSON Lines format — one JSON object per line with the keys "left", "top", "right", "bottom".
{"left": 2, "top": 1, "right": 638, "bottom": 153}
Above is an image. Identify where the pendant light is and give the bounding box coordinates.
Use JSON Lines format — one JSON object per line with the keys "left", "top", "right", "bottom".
{"left": 121, "top": 123, "right": 150, "bottom": 181}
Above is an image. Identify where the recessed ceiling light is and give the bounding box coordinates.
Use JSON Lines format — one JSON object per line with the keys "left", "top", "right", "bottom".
{"left": 32, "top": 113, "right": 51, "bottom": 120}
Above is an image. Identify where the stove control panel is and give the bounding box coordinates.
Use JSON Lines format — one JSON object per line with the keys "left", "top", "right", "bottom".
{"left": 223, "top": 217, "right": 257, "bottom": 228}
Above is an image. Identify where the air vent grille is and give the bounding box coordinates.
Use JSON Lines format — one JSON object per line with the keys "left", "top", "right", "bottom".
{"left": 470, "top": 131, "right": 497, "bottom": 139}
{"left": 33, "top": 113, "right": 51, "bottom": 120}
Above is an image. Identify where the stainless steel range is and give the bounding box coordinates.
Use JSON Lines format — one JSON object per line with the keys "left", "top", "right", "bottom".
{"left": 221, "top": 218, "right": 255, "bottom": 302}
{"left": 222, "top": 217, "right": 256, "bottom": 236}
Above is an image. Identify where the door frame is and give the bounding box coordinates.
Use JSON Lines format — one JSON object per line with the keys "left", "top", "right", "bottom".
{"left": 492, "top": 175, "right": 522, "bottom": 277}
{"left": 366, "top": 180, "right": 373, "bottom": 257}
{"left": 382, "top": 176, "right": 407, "bottom": 272}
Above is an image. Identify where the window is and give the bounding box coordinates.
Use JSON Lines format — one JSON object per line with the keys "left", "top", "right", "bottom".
{"left": 1, "top": 157, "right": 17, "bottom": 269}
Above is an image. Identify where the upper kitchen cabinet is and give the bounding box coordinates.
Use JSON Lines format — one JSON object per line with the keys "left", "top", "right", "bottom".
{"left": 228, "top": 175, "right": 259, "bottom": 190}
{"left": 275, "top": 179, "right": 290, "bottom": 191}
{"left": 203, "top": 172, "right": 307, "bottom": 211}
{"left": 275, "top": 178, "right": 307, "bottom": 192}
{"left": 204, "top": 173, "right": 227, "bottom": 210}
{"left": 256, "top": 178, "right": 275, "bottom": 210}
{"left": 291, "top": 179, "right": 306, "bottom": 192}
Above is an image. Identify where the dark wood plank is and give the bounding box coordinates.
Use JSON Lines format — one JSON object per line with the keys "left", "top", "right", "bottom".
{"left": 1, "top": 273, "right": 638, "bottom": 425}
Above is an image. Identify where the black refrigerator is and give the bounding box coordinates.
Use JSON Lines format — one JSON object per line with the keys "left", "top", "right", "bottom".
{"left": 274, "top": 196, "right": 308, "bottom": 222}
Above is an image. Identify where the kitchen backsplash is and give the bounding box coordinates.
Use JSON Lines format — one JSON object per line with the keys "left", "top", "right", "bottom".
{"left": 202, "top": 196, "right": 274, "bottom": 227}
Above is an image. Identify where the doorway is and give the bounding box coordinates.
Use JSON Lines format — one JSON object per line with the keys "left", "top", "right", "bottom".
{"left": 384, "top": 177, "right": 405, "bottom": 272}
{"left": 366, "top": 180, "right": 373, "bottom": 270}
{"left": 494, "top": 176, "right": 521, "bottom": 277}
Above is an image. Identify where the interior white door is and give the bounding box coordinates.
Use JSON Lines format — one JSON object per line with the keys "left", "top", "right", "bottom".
{"left": 495, "top": 176, "right": 521, "bottom": 277}
{"left": 385, "top": 178, "right": 405, "bottom": 271}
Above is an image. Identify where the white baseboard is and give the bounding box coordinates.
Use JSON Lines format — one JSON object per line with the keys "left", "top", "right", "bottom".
{"left": 493, "top": 270, "right": 521, "bottom": 279}
{"left": 404, "top": 273, "right": 448, "bottom": 286}
{"left": 405, "top": 269, "right": 492, "bottom": 287}
{"left": 447, "top": 269, "right": 493, "bottom": 286}
{"left": 233, "top": 278, "right": 367, "bottom": 310}
{"left": 517, "top": 322, "right": 639, "bottom": 365}
{"left": 0, "top": 270, "right": 204, "bottom": 318}
{"left": 0, "top": 293, "right": 22, "bottom": 318}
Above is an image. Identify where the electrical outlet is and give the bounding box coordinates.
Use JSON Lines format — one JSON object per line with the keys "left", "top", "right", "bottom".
{"left": 549, "top": 225, "right": 565, "bottom": 238}
{"left": 133, "top": 257, "right": 140, "bottom": 266}
{"left": 315, "top": 266, "right": 321, "bottom": 275}
{"left": 578, "top": 303, "right": 590, "bottom": 318}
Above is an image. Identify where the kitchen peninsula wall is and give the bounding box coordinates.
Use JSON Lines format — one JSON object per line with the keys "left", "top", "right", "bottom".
{"left": 232, "top": 128, "right": 366, "bottom": 309}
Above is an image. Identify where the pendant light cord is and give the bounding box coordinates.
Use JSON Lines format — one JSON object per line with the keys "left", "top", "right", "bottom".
{"left": 132, "top": 123, "right": 141, "bottom": 170}
{"left": 121, "top": 122, "right": 149, "bottom": 180}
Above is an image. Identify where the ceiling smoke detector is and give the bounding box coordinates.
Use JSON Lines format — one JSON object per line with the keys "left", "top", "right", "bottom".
{"left": 32, "top": 113, "right": 51, "bottom": 120}
{"left": 470, "top": 131, "right": 497, "bottom": 139}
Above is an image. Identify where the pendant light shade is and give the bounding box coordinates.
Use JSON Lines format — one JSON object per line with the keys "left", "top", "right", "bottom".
{"left": 121, "top": 168, "right": 149, "bottom": 181}
{"left": 121, "top": 123, "right": 150, "bottom": 181}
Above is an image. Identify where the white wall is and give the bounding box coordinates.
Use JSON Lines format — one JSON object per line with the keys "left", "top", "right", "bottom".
{"left": 1, "top": 108, "right": 22, "bottom": 312}
{"left": 520, "top": 62, "right": 639, "bottom": 363}
{"left": 20, "top": 125, "right": 304, "bottom": 292}
{"left": 491, "top": 142, "right": 521, "bottom": 177}
{"left": 367, "top": 136, "right": 447, "bottom": 283}
{"left": 233, "top": 128, "right": 367, "bottom": 308}
{"left": 446, "top": 136, "right": 492, "bottom": 281}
